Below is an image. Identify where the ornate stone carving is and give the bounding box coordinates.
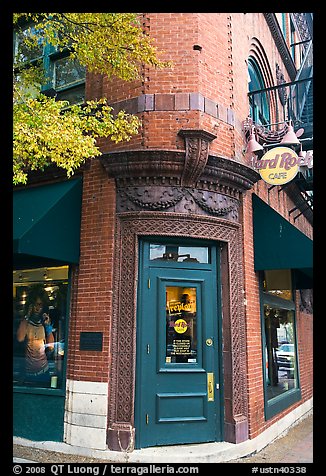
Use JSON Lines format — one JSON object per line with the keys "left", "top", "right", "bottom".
{"left": 117, "top": 185, "right": 239, "bottom": 221}
{"left": 121, "top": 186, "right": 184, "bottom": 211}
{"left": 100, "top": 147, "right": 260, "bottom": 197}
{"left": 178, "top": 129, "right": 217, "bottom": 187}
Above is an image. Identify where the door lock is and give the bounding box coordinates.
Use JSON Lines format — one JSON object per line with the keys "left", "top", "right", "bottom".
{"left": 207, "top": 372, "right": 214, "bottom": 401}
{"left": 206, "top": 338, "right": 213, "bottom": 346}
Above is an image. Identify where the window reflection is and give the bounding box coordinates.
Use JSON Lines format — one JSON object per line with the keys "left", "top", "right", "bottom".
{"left": 264, "top": 305, "right": 298, "bottom": 400}
{"left": 56, "top": 85, "right": 85, "bottom": 105}
{"left": 262, "top": 269, "right": 299, "bottom": 403}
{"left": 150, "top": 244, "right": 209, "bottom": 263}
{"left": 165, "top": 287, "right": 197, "bottom": 363}
{"left": 54, "top": 56, "right": 86, "bottom": 90}
{"left": 263, "top": 270, "right": 293, "bottom": 301}
{"left": 13, "top": 266, "right": 68, "bottom": 389}
{"left": 14, "top": 25, "right": 44, "bottom": 63}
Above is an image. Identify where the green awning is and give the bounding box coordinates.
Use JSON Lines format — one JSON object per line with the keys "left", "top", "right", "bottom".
{"left": 252, "top": 194, "right": 313, "bottom": 288}
{"left": 13, "top": 178, "right": 83, "bottom": 265}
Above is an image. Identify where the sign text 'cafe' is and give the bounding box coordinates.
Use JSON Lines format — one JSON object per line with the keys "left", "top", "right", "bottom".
{"left": 252, "top": 146, "right": 313, "bottom": 185}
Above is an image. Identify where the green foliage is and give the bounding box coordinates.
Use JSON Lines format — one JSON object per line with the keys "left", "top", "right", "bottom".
{"left": 13, "top": 13, "right": 172, "bottom": 184}
{"left": 13, "top": 96, "right": 140, "bottom": 185}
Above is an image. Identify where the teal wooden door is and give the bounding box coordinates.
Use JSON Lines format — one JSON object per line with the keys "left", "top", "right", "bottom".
{"left": 135, "top": 241, "right": 222, "bottom": 448}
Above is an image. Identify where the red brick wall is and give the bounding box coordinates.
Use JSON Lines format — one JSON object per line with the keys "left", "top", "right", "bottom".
{"left": 296, "top": 303, "right": 313, "bottom": 402}
{"left": 87, "top": 13, "right": 297, "bottom": 162}
{"left": 73, "top": 13, "right": 313, "bottom": 441}
{"left": 67, "top": 159, "right": 116, "bottom": 382}
{"left": 242, "top": 189, "right": 265, "bottom": 437}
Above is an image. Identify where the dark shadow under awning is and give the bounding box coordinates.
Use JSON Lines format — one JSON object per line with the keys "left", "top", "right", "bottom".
{"left": 13, "top": 178, "right": 83, "bottom": 266}
{"left": 252, "top": 194, "right": 313, "bottom": 289}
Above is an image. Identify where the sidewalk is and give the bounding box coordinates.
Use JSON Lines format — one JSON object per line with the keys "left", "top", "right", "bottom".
{"left": 228, "top": 413, "right": 313, "bottom": 463}
{"left": 13, "top": 412, "right": 312, "bottom": 464}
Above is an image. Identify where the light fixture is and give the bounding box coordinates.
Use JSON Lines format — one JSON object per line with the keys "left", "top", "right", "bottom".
{"left": 298, "top": 144, "right": 306, "bottom": 161}
{"left": 280, "top": 121, "right": 300, "bottom": 146}
{"left": 246, "top": 127, "right": 264, "bottom": 158}
{"left": 298, "top": 144, "right": 308, "bottom": 174}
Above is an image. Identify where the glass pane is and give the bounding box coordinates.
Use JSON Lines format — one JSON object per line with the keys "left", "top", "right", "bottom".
{"left": 14, "top": 26, "right": 44, "bottom": 63}
{"left": 54, "top": 56, "right": 86, "bottom": 89}
{"left": 165, "top": 286, "right": 197, "bottom": 364}
{"left": 13, "top": 266, "right": 69, "bottom": 389}
{"left": 263, "top": 270, "right": 293, "bottom": 301}
{"left": 56, "top": 85, "right": 85, "bottom": 105}
{"left": 150, "top": 244, "right": 209, "bottom": 263}
{"left": 264, "top": 305, "right": 298, "bottom": 401}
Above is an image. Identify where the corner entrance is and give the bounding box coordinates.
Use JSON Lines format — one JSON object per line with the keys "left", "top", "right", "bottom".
{"left": 135, "top": 240, "right": 223, "bottom": 448}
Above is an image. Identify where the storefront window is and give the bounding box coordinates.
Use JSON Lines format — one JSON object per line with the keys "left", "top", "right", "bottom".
{"left": 264, "top": 306, "right": 298, "bottom": 401}
{"left": 13, "top": 266, "right": 69, "bottom": 389}
{"left": 262, "top": 270, "right": 299, "bottom": 406}
{"left": 165, "top": 286, "right": 197, "bottom": 363}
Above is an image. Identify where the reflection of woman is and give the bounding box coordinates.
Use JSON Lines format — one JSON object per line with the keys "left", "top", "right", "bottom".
{"left": 16, "top": 291, "right": 54, "bottom": 384}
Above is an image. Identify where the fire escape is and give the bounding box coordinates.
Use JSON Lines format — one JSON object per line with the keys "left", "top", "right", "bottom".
{"left": 244, "top": 13, "right": 313, "bottom": 224}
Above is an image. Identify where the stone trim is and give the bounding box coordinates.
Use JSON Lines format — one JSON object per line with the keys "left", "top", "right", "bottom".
{"left": 110, "top": 92, "right": 235, "bottom": 125}
{"left": 100, "top": 148, "right": 260, "bottom": 195}
{"left": 64, "top": 379, "right": 108, "bottom": 450}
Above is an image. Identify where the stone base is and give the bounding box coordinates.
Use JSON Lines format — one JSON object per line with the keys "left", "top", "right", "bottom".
{"left": 224, "top": 415, "right": 249, "bottom": 444}
{"left": 107, "top": 426, "right": 135, "bottom": 452}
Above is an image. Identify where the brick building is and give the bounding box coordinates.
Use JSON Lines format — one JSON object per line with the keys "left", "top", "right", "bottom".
{"left": 13, "top": 13, "right": 313, "bottom": 453}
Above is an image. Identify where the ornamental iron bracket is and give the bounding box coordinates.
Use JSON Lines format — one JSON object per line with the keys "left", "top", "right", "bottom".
{"left": 178, "top": 129, "right": 217, "bottom": 187}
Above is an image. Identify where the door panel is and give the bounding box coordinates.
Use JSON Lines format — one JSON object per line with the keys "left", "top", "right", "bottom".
{"left": 136, "top": 243, "right": 221, "bottom": 448}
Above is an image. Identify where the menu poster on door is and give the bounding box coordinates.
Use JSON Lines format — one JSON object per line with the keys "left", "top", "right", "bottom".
{"left": 165, "top": 286, "right": 197, "bottom": 363}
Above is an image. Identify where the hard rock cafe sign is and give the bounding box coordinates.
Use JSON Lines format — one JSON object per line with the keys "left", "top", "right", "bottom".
{"left": 252, "top": 147, "right": 313, "bottom": 186}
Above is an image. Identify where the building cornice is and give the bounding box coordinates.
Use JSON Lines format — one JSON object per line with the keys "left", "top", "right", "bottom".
{"left": 100, "top": 145, "right": 260, "bottom": 194}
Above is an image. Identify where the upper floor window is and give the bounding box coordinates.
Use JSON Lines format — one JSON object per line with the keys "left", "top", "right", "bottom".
{"left": 13, "top": 22, "right": 86, "bottom": 105}
{"left": 248, "top": 57, "right": 270, "bottom": 126}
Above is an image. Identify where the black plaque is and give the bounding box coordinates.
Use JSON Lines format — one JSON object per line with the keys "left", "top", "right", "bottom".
{"left": 79, "top": 332, "right": 103, "bottom": 351}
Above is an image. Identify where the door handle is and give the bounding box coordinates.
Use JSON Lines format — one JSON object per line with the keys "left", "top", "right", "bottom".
{"left": 207, "top": 372, "right": 214, "bottom": 401}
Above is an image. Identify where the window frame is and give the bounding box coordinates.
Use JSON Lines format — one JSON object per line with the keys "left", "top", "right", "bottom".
{"left": 13, "top": 22, "right": 86, "bottom": 105}
{"left": 42, "top": 43, "right": 86, "bottom": 101}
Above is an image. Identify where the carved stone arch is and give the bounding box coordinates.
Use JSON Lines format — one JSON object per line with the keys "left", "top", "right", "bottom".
{"left": 106, "top": 212, "right": 249, "bottom": 450}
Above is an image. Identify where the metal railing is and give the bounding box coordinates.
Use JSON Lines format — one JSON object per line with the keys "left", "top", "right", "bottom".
{"left": 248, "top": 76, "right": 312, "bottom": 133}
{"left": 248, "top": 39, "right": 313, "bottom": 133}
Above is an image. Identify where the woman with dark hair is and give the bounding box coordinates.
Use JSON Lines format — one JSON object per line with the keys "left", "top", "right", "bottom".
{"left": 16, "top": 289, "right": 54, "bottom": 385}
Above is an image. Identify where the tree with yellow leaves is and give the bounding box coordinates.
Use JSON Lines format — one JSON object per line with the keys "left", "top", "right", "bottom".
{"left": 13, "top": 13, "right": 171, "bottom": 184}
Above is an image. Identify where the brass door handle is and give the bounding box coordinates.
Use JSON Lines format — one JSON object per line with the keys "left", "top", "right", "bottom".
{"left": 207, "top": 372, "right": 214, "bottom": 401}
